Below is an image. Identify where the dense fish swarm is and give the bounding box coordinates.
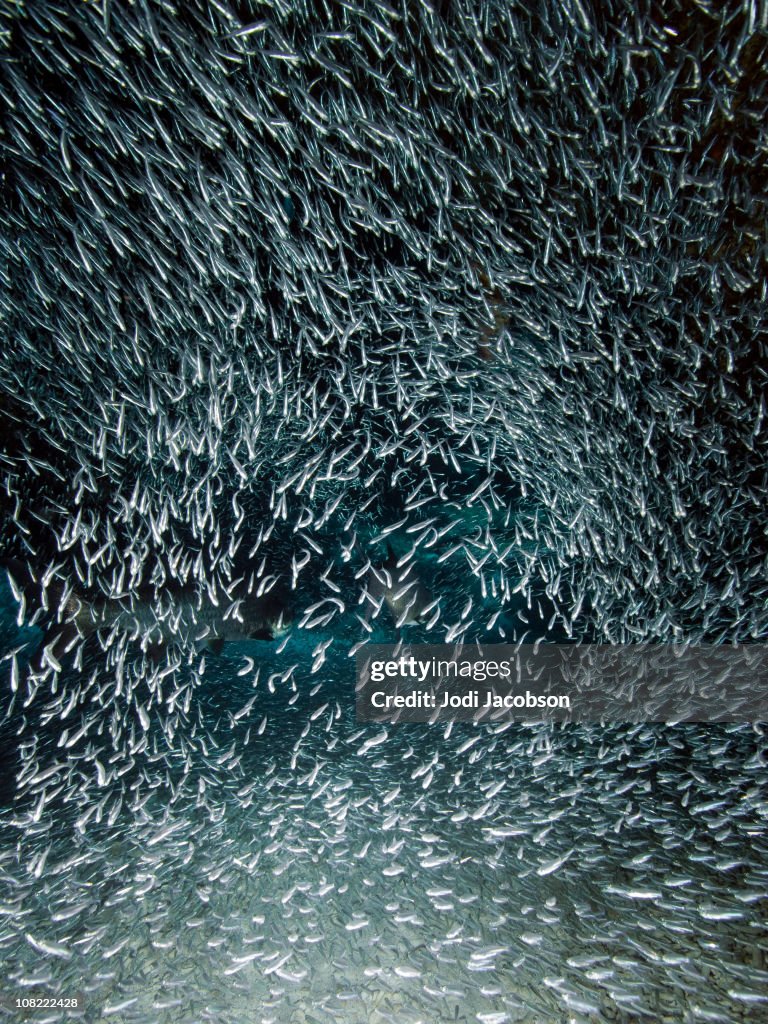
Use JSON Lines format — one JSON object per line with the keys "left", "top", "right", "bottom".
{"left": 0, "top": 0, "right": 767, "bottom": 1021}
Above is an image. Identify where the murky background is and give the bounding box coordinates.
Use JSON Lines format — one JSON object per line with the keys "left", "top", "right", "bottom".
{"left": 1, "top": 0, "right": 767, "bottom": 1021}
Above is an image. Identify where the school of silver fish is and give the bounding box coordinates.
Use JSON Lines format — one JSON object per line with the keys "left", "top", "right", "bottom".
{"left": 0, "top": 0, "right": 766, "bottom": 1021}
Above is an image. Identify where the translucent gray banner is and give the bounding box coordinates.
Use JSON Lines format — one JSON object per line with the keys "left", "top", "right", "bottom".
{"left": 355, "top": 644, "right": 768, "bottom": 723}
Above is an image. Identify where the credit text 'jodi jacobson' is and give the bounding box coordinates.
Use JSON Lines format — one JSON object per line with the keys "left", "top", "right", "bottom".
{"left": 370, "top": 690, "right": 571, "bottom": 710}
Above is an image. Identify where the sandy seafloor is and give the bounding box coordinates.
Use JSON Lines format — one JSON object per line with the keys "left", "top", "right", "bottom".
{"left": 1, "top": 615, "right": 767, "bottom": 1024}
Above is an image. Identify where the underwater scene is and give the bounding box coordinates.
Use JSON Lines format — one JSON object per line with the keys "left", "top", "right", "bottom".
{"left": 0, "top": 1, "right": 767, "bottom": 1022}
